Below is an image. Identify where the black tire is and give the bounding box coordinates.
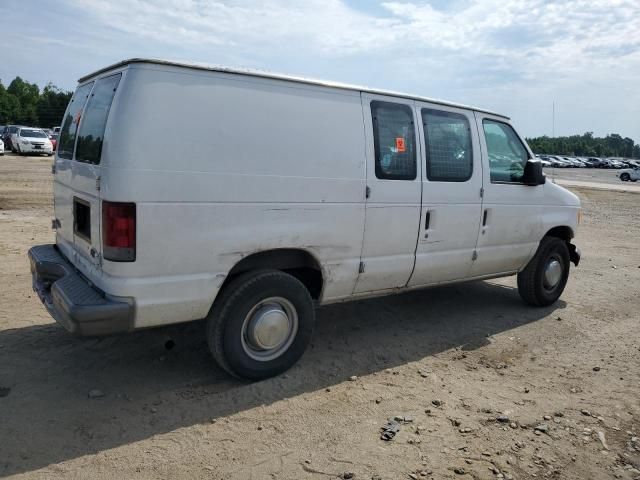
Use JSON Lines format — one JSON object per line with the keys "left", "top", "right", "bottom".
{"left": 620, "top": 173, "right": 630, "bottom": 181}
{"left": 517, "top": 236, "right": 570, "bottom": 307}
{"left": 206, "top": 270, "right": 315, "bottom": 380}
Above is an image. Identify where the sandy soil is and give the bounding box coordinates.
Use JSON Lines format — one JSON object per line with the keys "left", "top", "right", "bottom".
{"left": 1, "top": 154, "right": 639, "bottom": 480}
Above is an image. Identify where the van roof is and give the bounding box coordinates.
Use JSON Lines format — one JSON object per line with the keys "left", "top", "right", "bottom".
{"left": 79, "top": 58, "right": 509, "bottom": 120}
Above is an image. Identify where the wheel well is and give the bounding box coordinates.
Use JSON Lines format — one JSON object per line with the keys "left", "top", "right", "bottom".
{"left": 222, "top": 249, "right": 324, "bottom": 299}
{"left": 545, "top": 226, "right": 574, "bottom": 242}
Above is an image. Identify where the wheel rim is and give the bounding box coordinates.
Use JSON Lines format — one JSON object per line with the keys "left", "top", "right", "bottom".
{"left": 543, "top": 256, "right": 563, "bottom": 290}
{"left": 241, "top": 296, "right": 298, "bottom": 362}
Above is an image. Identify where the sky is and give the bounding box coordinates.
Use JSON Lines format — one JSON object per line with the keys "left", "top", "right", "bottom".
{"left": 3, "top": 0, "right": 639, "bottom": 139}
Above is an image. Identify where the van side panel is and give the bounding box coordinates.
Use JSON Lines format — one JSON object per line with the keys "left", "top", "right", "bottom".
{"left": 97, "top": 66, "right": 367, "bottom": 327}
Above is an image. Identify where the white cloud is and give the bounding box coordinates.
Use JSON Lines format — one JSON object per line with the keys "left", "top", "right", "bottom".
{"left": 71, "top": 0, "right": 640, "bottom": 56}
{"left": 54, "top": 0, "right": 640, "bottom": 136}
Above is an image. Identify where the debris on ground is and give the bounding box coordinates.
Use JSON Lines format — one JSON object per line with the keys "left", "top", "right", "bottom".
{"left": 380, "top": 420, "right": 401, "bottom": 441}
{"left": 597, "top": 431, "right": 610, "bottom": 450}
{"left": 87, "top": 389, "right": 105, "bottom": 399}
{"left": 394, "top": 415, "right": 414, "bottom": 423}
{"left": 534, "top": 424, "right": 549, "bottom": 434}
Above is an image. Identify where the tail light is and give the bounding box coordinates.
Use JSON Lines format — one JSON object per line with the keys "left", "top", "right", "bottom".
{"left": 102, "top": 201, "right": 136, "bottom": 262}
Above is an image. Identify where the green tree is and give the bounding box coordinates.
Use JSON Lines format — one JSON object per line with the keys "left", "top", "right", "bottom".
{"left": 36, "top": 84, "right": 72, "bottom": 128}
{"left": 526, "top": 132, "right": 640, "bottom": 159}
{"left": 0, "top": 76, "right": 71, "bottom": 127}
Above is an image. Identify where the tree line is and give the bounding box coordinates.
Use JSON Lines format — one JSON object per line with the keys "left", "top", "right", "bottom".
{"left": 526, "top": 132, "right": 640, "bottom": 159}
{"left": 0, "top": 77, "right": 72, "bottom": 129}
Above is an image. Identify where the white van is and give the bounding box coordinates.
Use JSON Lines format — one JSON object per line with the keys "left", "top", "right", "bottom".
{"left": 29, "top": 59, "right": 581, "bottom": 379}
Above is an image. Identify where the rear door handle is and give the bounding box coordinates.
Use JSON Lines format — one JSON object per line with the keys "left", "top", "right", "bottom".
{"left": 424, "top": 210, "right": 431, "bottom": 239}
{"left": 482, "top": 209, "right": 488, "bottom": 226}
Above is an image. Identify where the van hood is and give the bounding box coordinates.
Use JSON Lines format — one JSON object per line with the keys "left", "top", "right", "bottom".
{"left": 544, "top": 180, "right": 581, "bottom": 207}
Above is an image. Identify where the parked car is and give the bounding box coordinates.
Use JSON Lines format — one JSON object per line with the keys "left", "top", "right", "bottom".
{"left": 588, "top": 157, "right": 607, "bottom": 168}
{"left": 535, "top": 156, "right": 551, "bottom": 167}
{"left": 28, "top": 59, "right": 582, "bottom": 380}
{"left": 605, "top": 158, "right": 626, "bottom": 169}
{"left": 621, "top": 159, "right": 639, "bottom": 168}
{"left": 580, "top": 157, "right": 599, "bottom": 168}
{"left": 617, "top": 167, "right": 640, "bottom": 182}
{"left": 2, "top": 125, "right": 23, "bottom": 152}
{"left": 13, "top": 127, "right": 54, "bottom": 156}
{"left": 599, "top": 158, "right": 614, "bottom": 168}
{"left": 0, "top": 138, "right": 4, "bottom": 156}
{"left": 563, "top": 157, "right": 584, "bottom": 168}
{"left": 546, "top": 156, "right": 571, "bottom": 167}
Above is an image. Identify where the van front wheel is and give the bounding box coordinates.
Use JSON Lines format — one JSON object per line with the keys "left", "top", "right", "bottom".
{"left": 517, "top": 236, "right": 570, "bottom": 307}
{"left": 206, "top": 270, "right": 315, "bottom": 380}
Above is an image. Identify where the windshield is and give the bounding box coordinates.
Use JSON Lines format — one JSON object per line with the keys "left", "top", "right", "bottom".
{"left": 19, "top": 129, "right": 47, "bottom": 138}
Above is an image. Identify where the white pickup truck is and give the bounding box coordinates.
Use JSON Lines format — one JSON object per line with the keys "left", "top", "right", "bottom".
{"left": 29, "top": 59, "right": 581, "bottom": 379}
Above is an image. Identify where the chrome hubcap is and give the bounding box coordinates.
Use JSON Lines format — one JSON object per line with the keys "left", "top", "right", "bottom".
{"left": 543, "top": 258, "right": 563, "bottom": 289}
{"left": 241, "top": 297, "right": 298, "bottom": 361}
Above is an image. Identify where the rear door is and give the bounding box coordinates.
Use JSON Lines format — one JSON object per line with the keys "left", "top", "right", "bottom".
{"left": 408, "top": 103, "right": 483, "bottom": 286}
{"left": 54, "top": 73, "right": 122, "bottom": 271}
{"left": 354, "top": 94, "right": 422, "bottom": 293}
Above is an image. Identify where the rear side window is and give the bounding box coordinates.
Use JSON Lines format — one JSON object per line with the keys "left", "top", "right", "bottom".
{"left": 483, "top": 120, "right": 529, "bottom": 183}
{"left": 371, "top": 101, "right": 416, "bottom": 180}
{"left": 76, "top": 74, "right": 121, "bottom": 164}
{"left": 422, "top": 109, "right": 472, "bottom": 182}
{"left": 58, "top": 82, "right": 94, "bottom": 159}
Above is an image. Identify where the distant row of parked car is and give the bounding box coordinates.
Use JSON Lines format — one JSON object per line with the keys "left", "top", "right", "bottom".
{"left": 0, "top": 124, "right": 59, "bottom": 156}
{"left": 536, "top": 155, "right": 639, "bottom": 169}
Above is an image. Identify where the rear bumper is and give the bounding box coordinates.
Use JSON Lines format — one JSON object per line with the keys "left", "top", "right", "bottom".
{"left": 28, "top": 244, "right": 134, "bottom": 336}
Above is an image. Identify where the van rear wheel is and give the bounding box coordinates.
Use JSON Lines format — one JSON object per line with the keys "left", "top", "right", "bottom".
{"left": 206, "top": 270, "right": 315, "bottom": 380}
{"left": 517, "top": 236, "right": 570, "bottom": 307}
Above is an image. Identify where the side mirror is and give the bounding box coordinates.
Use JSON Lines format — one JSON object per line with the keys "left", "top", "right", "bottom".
{"left": 522, "top": 159, "right": 546, "bottom": 186}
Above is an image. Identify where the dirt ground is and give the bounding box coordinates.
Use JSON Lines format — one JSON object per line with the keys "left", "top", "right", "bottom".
{"left": 1, "top": 153, "right": 639, "bottom": 480}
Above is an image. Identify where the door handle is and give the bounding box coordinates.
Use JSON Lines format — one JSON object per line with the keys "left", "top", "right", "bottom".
{"left": 424, "top": 210, "right": 431, "bottom": 239}
{"left": 482, "top": 209, "right": 488, "bottom": 226}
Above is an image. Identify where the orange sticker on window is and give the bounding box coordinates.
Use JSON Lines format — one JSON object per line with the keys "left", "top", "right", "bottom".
{"left": 395, "top": 137, "right": 406, "bottom": 152}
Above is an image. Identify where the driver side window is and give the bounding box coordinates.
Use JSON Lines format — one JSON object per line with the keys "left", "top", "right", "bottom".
{"left": 483, "top": 119, "right": 529, "bottom": 183}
